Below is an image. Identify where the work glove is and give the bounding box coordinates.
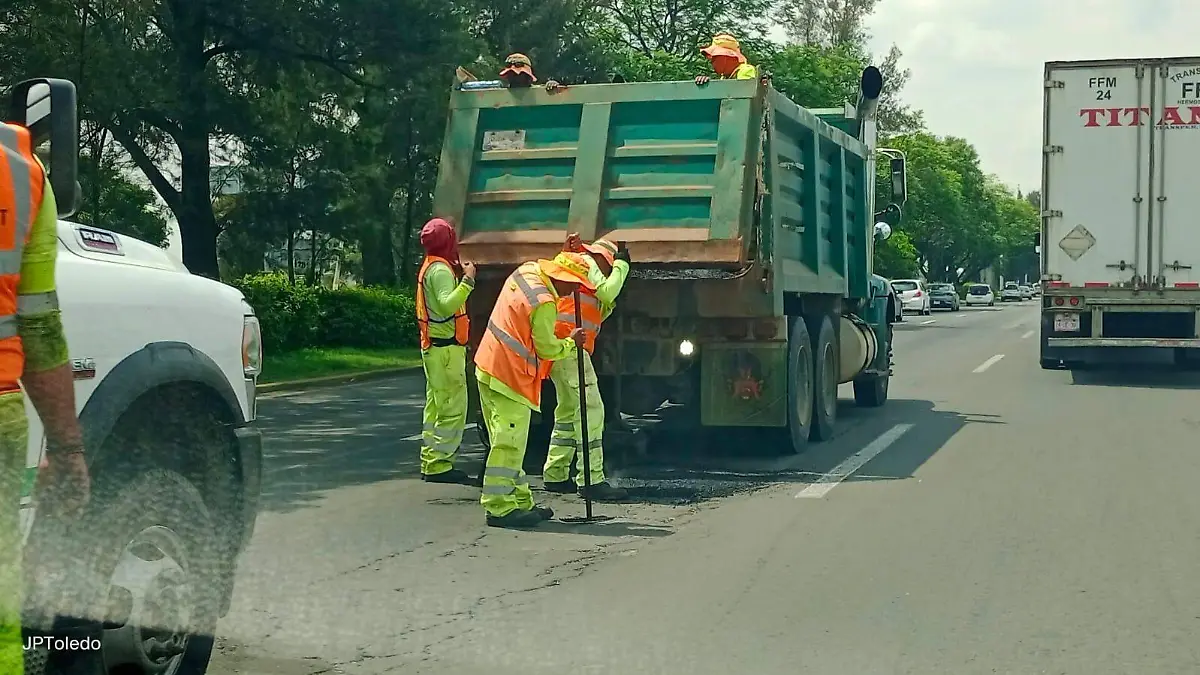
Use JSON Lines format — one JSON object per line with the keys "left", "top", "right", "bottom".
{"left": 614, "top": 242, "right": 631, "bottom": 264}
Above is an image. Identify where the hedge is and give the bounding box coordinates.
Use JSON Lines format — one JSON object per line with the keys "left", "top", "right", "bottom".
{"left": 232, "top": 273, "right": 418, "bottom": 353}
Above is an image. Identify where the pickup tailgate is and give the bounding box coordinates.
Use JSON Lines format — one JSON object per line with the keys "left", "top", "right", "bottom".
{"left": 1044, "top": 58, "right": 1200, "bottom": 288}
{"left": 431, "top": 80, "right": 761, "bottom": 266}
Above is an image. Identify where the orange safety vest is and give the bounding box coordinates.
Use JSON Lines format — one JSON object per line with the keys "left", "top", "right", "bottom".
{"left": 554, "top": 290, "right": 603, "bottom": 354}
{"left": 415, "top": 256, "right": 470, "bottom": 350}
{"left": 474, "top": 261, "right": 556, "bottom": 407}
{"left": 0, "top": 123, "right": 46, "bottom": 392}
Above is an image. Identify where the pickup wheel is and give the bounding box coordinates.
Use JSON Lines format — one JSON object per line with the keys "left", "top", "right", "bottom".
{"left": 808, "top": 314, "right": 839, "bottom": 442}
{"left": 783, "top": 316, "right": 815, "bottom": 454}
{"left": 76, "top": 470, "right": 222, "bottom": 675}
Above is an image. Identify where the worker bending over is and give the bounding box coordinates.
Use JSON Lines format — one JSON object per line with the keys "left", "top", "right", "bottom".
{"left": 695, "top": 33, "right": 759, "bottom": 85}
{"left": 543, "top": 235, "right": 630, "bottom": 501}
{"left": 0, "top": 122, "right": 97, "bottom": 673}
{"left": 414, "top": 218, "right": 477, "bottom": 484}
{"left": 474, "top": 253, "right": 593, "bottom": 529}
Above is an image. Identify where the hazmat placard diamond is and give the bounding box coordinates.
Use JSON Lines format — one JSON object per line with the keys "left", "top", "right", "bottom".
{"left": 1058, "top": 224, "right": 1096, "bottom": 261}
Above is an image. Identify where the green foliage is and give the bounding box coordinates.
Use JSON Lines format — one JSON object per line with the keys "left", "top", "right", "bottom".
{"left": 75, "top": 155, "right": 171, "bottom": 247}
{"left": 231, "top": 273, "right": 418, "bottom": 353}
{"left": 875, "top": 230, "right": 921, "bottom": 279}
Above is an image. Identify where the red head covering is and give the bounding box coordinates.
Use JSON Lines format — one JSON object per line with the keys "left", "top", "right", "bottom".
{"left": 420, "top": 218, "right": 460, "bottom": 267}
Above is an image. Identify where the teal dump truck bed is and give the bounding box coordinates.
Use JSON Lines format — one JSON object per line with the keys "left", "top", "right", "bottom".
{"left": 433, "top": 78, "right": 876, "bottom": 299}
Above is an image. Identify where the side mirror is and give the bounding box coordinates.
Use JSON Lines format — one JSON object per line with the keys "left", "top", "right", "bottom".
{"left": 889, "top": 157, "right": 907, "bottom": 205}
{"left": 7, "top": 78, "right": 80, "bottom": 218}
{"left": 874, "top": 222, "right": 892, "bottom": 240}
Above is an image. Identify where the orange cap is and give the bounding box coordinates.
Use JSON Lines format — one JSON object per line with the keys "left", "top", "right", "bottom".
{"left": 700, "top": 33, "right": 747, "bottom": 63}
{"left": 583, "top": 239, "right": 618, "bottom": 266}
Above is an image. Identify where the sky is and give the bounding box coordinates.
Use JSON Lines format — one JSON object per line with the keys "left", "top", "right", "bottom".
{"left": 861, "top": 0, "right": 1199, "bottom": 192}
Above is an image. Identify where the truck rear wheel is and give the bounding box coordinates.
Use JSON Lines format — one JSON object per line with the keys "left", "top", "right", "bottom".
{"left": 784, "top": 316, "right": 815, "bottom": 454}
{"left": 808, "top": 314, "right": 839, "bottom": 441}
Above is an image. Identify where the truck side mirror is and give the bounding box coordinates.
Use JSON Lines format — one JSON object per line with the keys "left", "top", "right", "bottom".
{"left": 889, "top": 157, "right": 907, "bottom": 205}
{"left": 7, "top": 78, "right": 80, "bottom": 218}
{"left": 874, "top": 222, "right": 892, "bottom": 240}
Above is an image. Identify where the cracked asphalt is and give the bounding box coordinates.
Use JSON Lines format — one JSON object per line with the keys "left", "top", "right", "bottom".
{"left": 209, "top": 301, "right": 1200, "bottom": 674}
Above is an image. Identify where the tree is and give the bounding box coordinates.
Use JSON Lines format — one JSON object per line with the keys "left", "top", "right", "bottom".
{"left": 75, "top": 155, "right": 171, "bottom": 248}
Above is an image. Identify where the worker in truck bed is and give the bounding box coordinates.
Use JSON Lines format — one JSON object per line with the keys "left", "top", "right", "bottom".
{"left": 474, "top": 253, "right": 592, "bottom": 529}
{"left": 542, "top": 235, "right": 631, "bottom": 502}
{"left": 695, "top": 33, "right": 759, "bottom": 85}
{"left": 0, "top": 122, "right": 99, "bottom": 674}
{"left": 414, "top": 218, "right": 477, "bottom": 485}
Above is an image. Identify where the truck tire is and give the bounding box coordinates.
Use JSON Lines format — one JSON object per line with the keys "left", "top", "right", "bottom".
{"left": 76, "top": 469, "right": 222, "bottom": 675}
{"left": 784, "top": 315, "right": 815, "bottom": 454}
{"left": 808, "top": 314, "right": 839, "bottom": 442}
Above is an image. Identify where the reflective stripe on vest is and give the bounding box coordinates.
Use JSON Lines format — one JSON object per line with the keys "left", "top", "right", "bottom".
{"left": 0, "top": 122, "right": 46, "bottom": 386}
{"left": 555, "top": 291, "right": 603, "bottom": 353}
{"left": 415, "top": 256, "right": 470, "bottom": 350}
{"left": 473, "top": 262, "right": 555, "bottom": 407}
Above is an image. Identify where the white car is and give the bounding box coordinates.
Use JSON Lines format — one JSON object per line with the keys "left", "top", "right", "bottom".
{"left": 891, "top": 279, "right": 931, "bottom": 315}
{"left": 964, "top": 283, "right": 996, "bottom": 306}
{"left": 21, "top": 221, "right": 263, "bottom": 673}
{"left": 1018, "top": 285, "right": 1033, "bottom": 299}
{"left": 1000, "top": 282, "right": 1023, "bottom": 302}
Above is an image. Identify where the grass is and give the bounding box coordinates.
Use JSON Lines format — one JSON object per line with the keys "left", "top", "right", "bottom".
{"left": 261, "top": 346, "right": 423, "bottom": 384}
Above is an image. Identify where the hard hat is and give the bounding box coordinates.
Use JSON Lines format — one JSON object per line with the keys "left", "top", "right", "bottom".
{"left": 701, "top": 33, "right": 747, "bottom": 62}
{"left": 583, "top": 239, "right": 618, "bottom": 266}
{"left": 539, "top": 252, "right": 596, "bottom": 290}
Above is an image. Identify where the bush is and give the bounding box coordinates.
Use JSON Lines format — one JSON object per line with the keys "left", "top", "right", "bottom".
{"left": 232, "top": 273, "right": 418, "bottom": 352}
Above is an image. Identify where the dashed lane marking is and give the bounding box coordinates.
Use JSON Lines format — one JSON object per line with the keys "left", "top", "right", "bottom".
{"left": 973, "top": 354, "right": 1005, "bottom": 373}
{"left": 921, "top": 319, "right": 936, "bottom": 325}
{"left": 1021, "top": 330, "right": 1034, "bottom": 339}
{"left": 796, "top": 424, "right": 914, "bottom": 498}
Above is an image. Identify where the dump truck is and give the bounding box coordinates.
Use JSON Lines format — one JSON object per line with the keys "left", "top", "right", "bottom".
{"left": 1040, "top": 57, "right": 1200, "bottom": 369}
{"left": 434, "top": 68, "right": 909, "bottom": 457}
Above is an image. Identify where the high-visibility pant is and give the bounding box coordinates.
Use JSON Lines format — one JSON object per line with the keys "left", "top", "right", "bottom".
{"left": 543, "top": 351, "right": 606, "bottom": 486}
{"left": 0, "top": 392, "right": 27, "bottom": 675}
{"left": 477, "top": 385, "right": 535, "bottom": 518}
{"left": 420, "top": 345, "right": 468, "bottom": 476}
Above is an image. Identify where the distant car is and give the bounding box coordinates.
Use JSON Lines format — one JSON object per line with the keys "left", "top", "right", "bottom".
{"left": 892, "top": 279, "right": 931, "bottom": 315}
{"left": 1018, "top": 285, "right": 1033, "bottom": 299}
{"left": 1001, "top": 282, "right": 1022, "bottom": 302}
{"left": 1029, "top": 283, "right": 1041, "bottom": 296}
{"left": 965, "top": 283, "right": 995, "bottom": 306}
{"left": 927, "top": 282, "right": 960, "bottom": 311}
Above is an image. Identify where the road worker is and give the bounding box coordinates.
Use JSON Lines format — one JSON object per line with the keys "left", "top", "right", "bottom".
{"left": 695, "top": 33, "right": 759, "bottom": 85}
{"left": 499, "top": 53, "right": 538, "bottom": 88}
{"left": 474, "top": 252, "right": 593, "bottom": 528}
{"left": 543, "top": 235, "right": 631, "bottom": 501}
{"left": 0, "top": 117, "right": 98, "bottom": 673}
{"left": 415, "top": 218, "right": 477, "bottom": 484}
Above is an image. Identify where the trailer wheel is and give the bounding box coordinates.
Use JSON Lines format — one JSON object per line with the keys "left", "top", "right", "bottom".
{"left": 783, "top": 316, "right": 815, "bottom": 454}
{"left": 808, "top": 314, "right": 839, "bottom": 442}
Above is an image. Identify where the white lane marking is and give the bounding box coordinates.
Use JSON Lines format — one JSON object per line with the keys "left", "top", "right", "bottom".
{"left": 796, "top": 424, "right": 913, "bottom": 498}
{"left": 973, "top": 354, "right": 1005, "bottom": 373}
{"left": 1021, "top": 330, "right": 1034, "bottom": 340}
{"left": 955, "top": 314, "right": 966, "bottom": 318}
{"left": 401, "top": 422, "right": 477, "bottom": 442}
{"left": 921, "top": 319, "right": 936, "bottom": 325}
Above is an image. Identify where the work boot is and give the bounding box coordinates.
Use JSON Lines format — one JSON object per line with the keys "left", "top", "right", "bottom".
{"left": 423, "top": 468, "right": 471, "bottom": 484}
{"left": 542, "top": 480, "right": 575, "bottom": 494}
{"left": 578, "top": 482, "right": 629, "bottom": 502}
{"left": 486, "top": 509, "right": 543, "bottom": 529}
{"left": 532, "top": 505, "right": 555, "bottom": 520}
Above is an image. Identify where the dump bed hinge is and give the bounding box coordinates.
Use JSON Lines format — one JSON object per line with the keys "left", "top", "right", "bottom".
{"left": 1043, "top": 145, "right": 1063, "bottom": 154}
{"left": 1044, "top": 79, "right": 1065, "bottom": 89}
{"left": 1041, "top": 210, "right": 1062, "bottom": 218}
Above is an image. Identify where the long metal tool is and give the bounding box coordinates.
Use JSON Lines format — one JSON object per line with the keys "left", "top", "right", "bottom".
{"left": 560, "top": 288, "right": 610, "bottom": 524}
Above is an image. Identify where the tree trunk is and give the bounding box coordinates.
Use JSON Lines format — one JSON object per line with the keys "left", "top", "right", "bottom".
{"left": 174, "top": 3, "right": 220, "bottom": 279}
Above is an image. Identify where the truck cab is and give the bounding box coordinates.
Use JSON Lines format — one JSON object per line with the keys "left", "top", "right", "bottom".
{"left": 10, "top": 78, "right": 262, "bottom": 675}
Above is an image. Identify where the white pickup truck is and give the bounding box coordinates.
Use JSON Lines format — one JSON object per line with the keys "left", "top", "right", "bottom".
{"left": 1040, "top": 57, "right": 1200, "bottom": 369}
{"left": 11, "top": 79, "right": 263, "bottom": 675}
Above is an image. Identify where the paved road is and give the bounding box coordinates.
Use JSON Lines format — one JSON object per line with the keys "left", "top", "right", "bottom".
{"left": 210, "top": 300, "right": 1200, "bottom": 674}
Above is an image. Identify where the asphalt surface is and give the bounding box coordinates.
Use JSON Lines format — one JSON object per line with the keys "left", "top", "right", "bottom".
{"left": 209, "top": 299, "right": 1200, "bottom": 674}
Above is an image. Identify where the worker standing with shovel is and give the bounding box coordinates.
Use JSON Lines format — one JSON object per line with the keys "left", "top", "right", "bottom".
{"left": 542, "top": 234, "right": 631, "bottom": 502}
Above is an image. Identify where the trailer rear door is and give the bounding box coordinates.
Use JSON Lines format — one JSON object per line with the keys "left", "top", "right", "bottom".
{"left": 1148, "top": 58, "right": 1200, "bottom": 288}
{"left": 1043, "top": 60, "right": 1150, "bottom": 287}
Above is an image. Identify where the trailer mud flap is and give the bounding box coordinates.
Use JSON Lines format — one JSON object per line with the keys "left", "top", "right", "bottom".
{"left": 700, "top": 342, "right": 788, "bottom": 427}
